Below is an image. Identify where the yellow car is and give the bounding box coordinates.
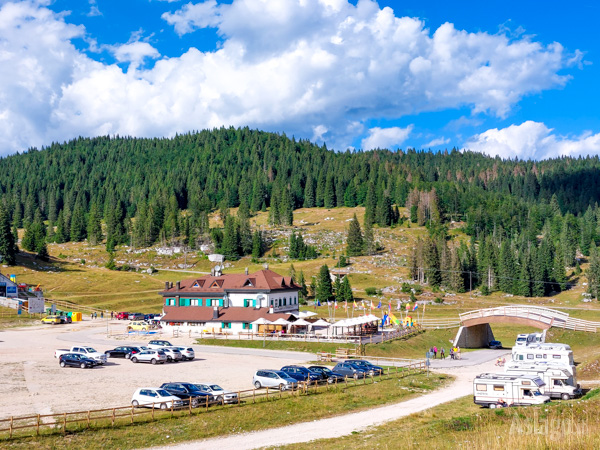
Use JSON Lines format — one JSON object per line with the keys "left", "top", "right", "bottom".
{"left": 127, "top": 321, "right": 155, "bottom": 331}
{"left": 41, "top": 315, "right": 62, "bottom": 325}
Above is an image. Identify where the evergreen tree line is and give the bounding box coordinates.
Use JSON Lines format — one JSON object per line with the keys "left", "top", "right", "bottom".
{"left": 288, "top": 231, "right": 318, "bottom": 260}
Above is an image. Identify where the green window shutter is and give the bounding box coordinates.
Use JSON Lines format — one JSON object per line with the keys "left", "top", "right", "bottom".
{"left": 249, "top": 324, "right": 253, "bottom": 330}
{"left": 219, "top": 299, "right": 224, "bottom": 307}
{"left": 252, "top": 299, "right": 257, "bottom": 307}
{"left": 242, "top": 323, "right": 246, "bottom": 330}
{"left": 199, "top": 299, "right": 203, "bottom": 307}
{"left": 222, "top": 322, "right": 226, "bottom": 328}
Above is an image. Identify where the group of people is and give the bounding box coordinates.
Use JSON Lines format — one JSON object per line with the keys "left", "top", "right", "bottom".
{"left": 495, "top": 356, "right": 506, "bottom": 366}
{"left": 428, "top": 345, "right": 461, "bottom": 360}
{"left": 89, "top": 311, "right": 104, "bottom": 319}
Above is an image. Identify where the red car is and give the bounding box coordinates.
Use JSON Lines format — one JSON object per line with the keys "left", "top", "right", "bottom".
{"left": 116, "top": 312, "right": 129, "bottom": 320}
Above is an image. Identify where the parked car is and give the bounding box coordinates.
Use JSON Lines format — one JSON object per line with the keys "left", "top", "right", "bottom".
{"left": 116, "top": 312, "right": 129, "bottom": 320}
{"left": 148, "top": 339, "right": 173, "bottom": 349}
{"left": 162, "top": 347, "right": 183, "bottom": 362}
{"left": 130, "top": 349, "right": 167, "bottom": 364}
{"left": 160, "top": 382, "right": 213, "bottom": 407}
{"left": 489, "top": 340, "right": 503, "bottom": 349}
{"left": 55, "top": 346, "right": 107, "bottom": 365}
{"left": 172, "top": 346, "right": 195, "bottom": 361}
{"left": 253, "top": 370, "right": 298, "bottom": 390}
{"left": 345, "top": 359, "right": 384, "bottom": 376}
{"left": 131, "top": 388, "right": 184, "bottom": 410}
{"left": 194, "top": 383, "right": 239, "bottom": 404}
{"left": 308, "top": 365, "right": 345, "bottom": 383}
{"left": 144, "top": 314, "right": 157, "bottom": 321}
{"left": 128, "top": 313, "right": 144, "bottom": 321}
{"left": 332, "top": 362, "right": 367, "bottom": 379}
{"left": 59, "top": 315, "right": 72, "bottom": 324}
{"left": 104, "top": 346, "right": 140, "bottom": 359}
{"left": 127, "top": 321, "right": 155, "bottom": 332}
{"left": 280, "top": 365, "right": 321, "bottom": 382}
{"left": 41, "top": 315, "right": 62, "bottom": 325}
{"left": 59, "top": 353, "right": 96, "bottom": 369}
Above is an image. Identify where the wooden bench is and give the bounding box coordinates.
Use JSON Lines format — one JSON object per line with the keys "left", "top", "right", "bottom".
{"left": 317, "top": 352, "right": 333, "bottom": 362}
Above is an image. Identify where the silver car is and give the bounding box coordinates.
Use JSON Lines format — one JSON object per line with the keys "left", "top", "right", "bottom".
{"left": 194, "top": 383, "right": 239, "bottom": 403}
{"left": 253, "top": 370, "right": 298, "bottom": 390}
{"left": 131, "top": 350, "right": 167, "bottom": 365}
{"left": 162, "top": 347, "right": 183, "bottom": 362}
{"left": 173, "top": 346, "right": 195, "bottom": 361}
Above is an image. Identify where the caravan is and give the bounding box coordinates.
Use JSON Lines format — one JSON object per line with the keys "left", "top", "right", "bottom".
{"left": 511, "top": 343, "right": 573, "bottom": 368}
{"left": 504, "top": 361, "right": 581, "bottom": 400}
{"left": 473, "top": 373, "right": 550, "bottom": 408}
{"left": 514, "top": 332, "right": 545, "bottom": 347}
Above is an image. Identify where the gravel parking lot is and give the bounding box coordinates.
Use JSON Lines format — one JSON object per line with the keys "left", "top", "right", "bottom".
{"left": 0, "top": 320, "right": 313, "bottom": 419}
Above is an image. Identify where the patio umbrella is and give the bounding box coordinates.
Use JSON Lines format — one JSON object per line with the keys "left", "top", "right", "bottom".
{"left": 271, "top": 318, "right": 291, "bottom": 326}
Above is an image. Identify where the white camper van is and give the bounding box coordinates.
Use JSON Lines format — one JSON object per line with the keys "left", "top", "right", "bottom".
{"left": 512, "top": 343, "right": 573, "bottom": 368}
{"left": 504, "top": 361, "right": 581, "bottom": 400}
{"left": 514, "top": 332, "right": 545, "bottom": 347}
{"left": 473, "top": 373, "right": 550, "bottom": 408}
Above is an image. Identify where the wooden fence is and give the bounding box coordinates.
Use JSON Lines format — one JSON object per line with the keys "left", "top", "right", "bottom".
{"left": 0, "top": 362, "right": 425, "bottom": 440}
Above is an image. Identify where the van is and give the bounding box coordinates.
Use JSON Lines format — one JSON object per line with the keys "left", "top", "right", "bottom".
{"left": 512, "top": 343, "right": 574, "bottom": 367}
{"left": 473, "top": 373, "right": 550, "bottom": 408}
{"left": 504, "top": 361, "right": 581, "bottom": 400}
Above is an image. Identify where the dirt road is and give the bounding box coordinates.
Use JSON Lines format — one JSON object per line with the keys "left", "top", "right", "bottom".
{"left": 152, "top": 352, "right": 508, "bottom": 450}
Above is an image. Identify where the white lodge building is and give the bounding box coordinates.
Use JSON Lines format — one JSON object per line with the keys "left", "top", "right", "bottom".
{"left": 159, "top": 269, "right": 301, "bottom": 334}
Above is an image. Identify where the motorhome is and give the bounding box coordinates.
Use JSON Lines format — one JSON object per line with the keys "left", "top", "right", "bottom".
{"left": 504, "top": 361, "right": 581, "bottom": 400}
{"left": 473, "top": 373, "right": 550, "bottom": 408}
{"left": 511, "top": 343, "right": 573, "bottom": 369}
{"left": 514, "top": 332, "right": 545, "bottom": 347}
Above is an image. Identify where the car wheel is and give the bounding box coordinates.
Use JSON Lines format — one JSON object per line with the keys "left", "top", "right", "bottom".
{"left": 353, "top": 373, "right": 359, "bottom": 380}
{"left": 167, "top": 356, "right": 172, "bottom": 362}
{"left": 151, "top": 358, "right": 157, "bottom": 365}
{"left": 327, "top": 378, "right": 334, "bottom": 384}
{"left": 562, "top": 393, "right": 570, "bottom": 401}
{"left": 279, "top": 383, "right": 285, "bottom": 391}
{"left": 160, "top": 403, "right": 168, "bottom": 410}
{"left": 191, "top": 398, "right": 199, "bottom": 408}
{"left": 80, "top": 363, "right": 86, "bottom": 369}
{"left": 489, "top": 403, "right": 497, "bottom": 409}
{"left": 216, "top": 396, "right": 223, "bottom": 403}
{"left": 188, "top": 357, "right": 194, "bottom": 361}
{"left": 132, "top": 400, "right": 139, "bottom": 407}
{"left": 126, "top": 353, "right": 131, "bottom": 359}
{"left": 131, "top": 357, "right": 138, "bottom": 363}
{"left": 60, "top": 361, "right": 66, "bottom": 368}
{"left": 254, "top": 381, "right": 261, "bottom": 389}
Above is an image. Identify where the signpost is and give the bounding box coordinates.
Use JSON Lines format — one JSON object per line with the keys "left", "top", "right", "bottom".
{"left": 425, "top": 351, "right": 431, "bottom": 377}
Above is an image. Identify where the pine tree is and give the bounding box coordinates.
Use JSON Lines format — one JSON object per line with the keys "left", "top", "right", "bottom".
{"left": 561, "top": 213, "right": 579, "bottom": 266}
{"left": 587, "top": 243, "right": 600, "bottom": 300}
{"left": 343, "top": 183, "right": 357, "bottom": 207}
{"left": 221, "top": 215, "right": 240, "bottom": 260}
{"left": 364, "top": 183, "right": 376, "bottom": 225}
{"left": 498, "top": 240, "right": 515, "bottom": 293}
{"left": 298, "top": 270, "right": 308, "bottom": 300}
{"left": 252, "top": 230, "right": 264, "bottom": 259}
{"left": 324, "top": 175, "right": 336, "bottom": 208}
{"left": 346, "top": 214, "right": 363, "bottom": 256}
{"left": 339, "top": 275, "right": 353, "bottom": 302}
{"left": 21, "top": 222, "right": 35, "bottom": 252}
{"left": 279, "top": 186, "right": 294, "bottom": 226}
{"left": 87, "top": 202, "right": 103, "bottom": 245}
{"left": 423, "top": 237, "right": 441, "bottom": 286}
{"left": 70, "top": 206, "right": 87, "bottom": 242}
{"left": 333, "top": 275, "right": 342, "bottom": 298}
{"left": 449, "top": 246, "right": 464, "bottom": 292}
{"left": 303, "top": 176, "right": 315, "bottom": 208}
{"left": 316, "top": 265, "right": 334, "bottom": 302}
{"left": 54, "top": 210, "right": 67, "bottom": 244}
{"left": 363, "top": 217, "right": 375, "bottom": 256}
{"left": 0, "top": 204, "right": 16, "bottom": 265}
{"left": 376, "top": 194, "right": 392, "bottom": 227}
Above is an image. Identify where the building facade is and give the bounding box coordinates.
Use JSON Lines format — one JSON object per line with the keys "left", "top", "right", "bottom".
{"left": 159, "top": 269, "right": 301, "bottom": 334}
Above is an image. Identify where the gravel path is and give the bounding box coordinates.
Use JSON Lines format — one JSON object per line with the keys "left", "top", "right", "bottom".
{"left": 152, "top": 351, "right": 509, "bottom": 450}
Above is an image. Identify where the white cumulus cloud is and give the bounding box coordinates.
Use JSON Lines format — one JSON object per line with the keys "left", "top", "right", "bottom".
{"left": 362, "top": 125, "right": 413, "bottom": 150}
{"left": 464, "top": 121, "right": 600, "bottom": 160}
{"left": 423, "top": 137, "right": 450, "bottom": 148}
{"left": 0, "top": 0, "right": 585, "bottom": 155}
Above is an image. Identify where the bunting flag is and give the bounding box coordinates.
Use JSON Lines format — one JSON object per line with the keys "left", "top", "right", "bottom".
{"left": 370, "top": 300, "right": 375, "bottom": 310}
{"left": 353, "top": 300, "right": 357, "bottom": 309}
{"left": 376, "top": 301, "right": 382, "bottom": 309}
{"left": 389, "top": 313, "right": 400, "bottom": 325}
{"left": 405, "top": 303, "right": 410, "bottom": 311}
{"left": 413, "top": 304, "right": 419, "bottom": 311}
{"left": 388, "top": 302, "right": 391, "bottom": 312}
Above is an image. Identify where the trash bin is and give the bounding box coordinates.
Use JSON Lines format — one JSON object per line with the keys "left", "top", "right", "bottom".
{"left": 72, "top": 312, "right": 82, "bottom": 322}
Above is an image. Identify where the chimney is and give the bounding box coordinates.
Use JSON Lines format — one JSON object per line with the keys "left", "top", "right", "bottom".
{"left": 165, "top": 282, "right": 169, "bottom": 290}
{"left": 170, "top": 282, "right": 174, "bottom": 289}
{"left": 245, "top": 267, "right": 249, "bottom": 275}
{"left": 263, "top": 263, "right": 269, "bottom": 270}
{"left": 176, "top": 281, "right": 181, "bottom": 290}
{"left": 213, "top": 306, "right": 219, "bottom": 320}
{"left": 269, "top": 307, "right": 274, "bottom": 314}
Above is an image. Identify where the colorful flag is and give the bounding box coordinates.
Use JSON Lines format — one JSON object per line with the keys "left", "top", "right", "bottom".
{"left": 344, "top": 301, "right": 348, "bottom": 311}
{"left": 377, "top": 301, "right": 381, "bottom": 309}
{"left": 388, "top": 302, "right": 391, "bottom": 312}
{"left": 353, "top": 300, "right": 357, "bottom": 309}
{"left": 317, "top": 299, "right": 321, "bottom": 307}
{"left": 413, "top": 304, "right": 418, "bottom": 311}
{"left": 405, "top": 303, "right": 410, "bottom": 311}
{"left": 334, "top": 301, "right": 338, "bottom": 309}
{"left": 389, "top": 313, "right": 400, "bottom": 325}
{"left": 370, "top": 300, "right": 375, "bottom": 310}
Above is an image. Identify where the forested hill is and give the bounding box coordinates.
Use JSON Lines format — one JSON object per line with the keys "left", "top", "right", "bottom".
{"left": 2, "top": 127, "right": 600, "bottom": 249}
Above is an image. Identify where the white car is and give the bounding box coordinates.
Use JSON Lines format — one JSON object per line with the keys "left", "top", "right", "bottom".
{"left": 194, "top": 383, "right": 239, "bottom": 404}
{"left": 131, "top": 388, "right": 184, "bottom": 410}
{"left": 253, "top": 370, "right": 298, "bottom": 390}
{"left": 131, "top": 349, "right": 167, "bottom": 364}
{"left": 173, "top": 346, "right": 195, "bottom": 361}
{"left": 147, "top": 340, "right": 173, "bottom": 349}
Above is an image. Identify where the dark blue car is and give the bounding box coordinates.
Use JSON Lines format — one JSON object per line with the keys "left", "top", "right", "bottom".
{"left": 345, "top": 359, "right": 384, "bottom": 376}
{"left": 332, "top": 362, "right": 367, "bottom": 379}
{"left": 280, "top": 365, "right": 321, "bottom": 382}
{"left": 308, "top": 365, "right": 345, "bottom": 383}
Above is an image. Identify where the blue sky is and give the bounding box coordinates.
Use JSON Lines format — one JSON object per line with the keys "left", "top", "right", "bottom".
{"left": 0, "top": 0, "right": 598, "bottom": 159}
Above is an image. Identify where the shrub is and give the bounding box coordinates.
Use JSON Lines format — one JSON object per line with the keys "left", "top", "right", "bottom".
{"left": 365, "top": 287, "right": 378, "bottom": 296}
{"left": 434, "top": 297, "right": 444, "bottom": 304}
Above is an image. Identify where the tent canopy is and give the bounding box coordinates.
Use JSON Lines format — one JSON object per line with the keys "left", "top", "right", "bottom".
{"left": 311, "top": 319, "right": 331, "bottom": 327}
{"left": 290, "top": 318, "right": 311, "bottom": 326}
{"left": 271, "top": 318, "right": 291, "bottom": 325}
{"left": 250, "top": 318, "right": 273, "bottom": 325}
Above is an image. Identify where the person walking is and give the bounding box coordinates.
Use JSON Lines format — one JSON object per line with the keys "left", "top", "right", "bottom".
{"left": 94, "top": 312, "right": 97, "bottom": 320}
{"left": 450, "top": 348, "right": 454, "bottom": 360}
{"left": 440, "top": 348, "right": 445, "bottom": 359}
{"left": 110, "top": 311, "right": 114, "bottom": 320}
{"left": 90, "top": 312, "right": 93, "bottom": 320}
{"left": 100, "top": 311, "right": 104, "bottom": 319}
{"left": 433, "top": 346, "right": 437, "bottom": 359}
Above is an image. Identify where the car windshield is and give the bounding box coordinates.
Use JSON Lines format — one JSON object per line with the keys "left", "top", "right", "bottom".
{"left": 156, "top": 389, "right": 171, "bottom": 397}
{"left": 274, "top": 371, "right": 289, "bottom": 378}
{"left": 156, "top": 350, "right": 166, "bottom": 354}
{"left": 210, "top": 385, "right": 223, "bottom": 391}
{"left": 319, "top": 367, "right": 332, "bottom": 374}
{"left": 353, "top": 361, "right": 368, "bottom": 367}
{"left": 86, "top": 348, "right": 98, "bottom": 353}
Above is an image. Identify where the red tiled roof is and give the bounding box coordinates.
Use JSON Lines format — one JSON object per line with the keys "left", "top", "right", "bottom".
{"left": 161, "top": 306, "right": 295, "bottom": 323}
{"left": 161, "top": 269, "right": 300, "bottom": 295}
